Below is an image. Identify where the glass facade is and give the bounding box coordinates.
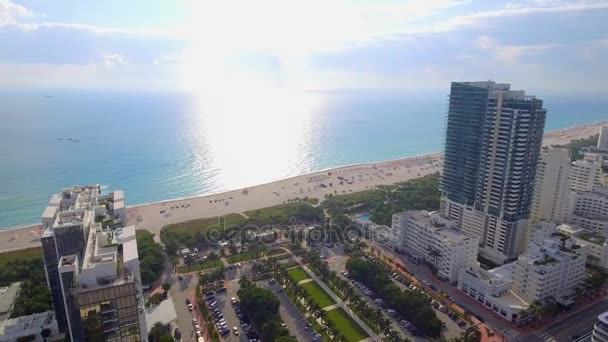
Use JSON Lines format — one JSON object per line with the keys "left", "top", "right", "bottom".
{"left": 41, "top": 233, "right": 69, "bottom": 333}
{"left": 42, "top": 224, "right": 88, "bottom": 334}
{"left": 441, "top": 82, "right": 489, "bottom": 205}
{"left": 76, "top": 283, "right": 141, "bottom": 342}
{"left": 475, "top": 96, "right": 546, "bottom": 221}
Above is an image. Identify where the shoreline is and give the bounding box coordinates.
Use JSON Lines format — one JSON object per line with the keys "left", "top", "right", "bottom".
{"left": 0, "top": 120, "right": 605, "bottom": 252}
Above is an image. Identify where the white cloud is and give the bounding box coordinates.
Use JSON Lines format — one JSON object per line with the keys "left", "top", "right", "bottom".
{"left": 474, "top": 35, "right": 556, "bottom": 65}
{"left": 430, "top": 1, "right": 608, "bottom": 33}
{"left": 0, "top": 0, "right": 32, "bottom": 26}
{"left": 474, "top": 35, "right": 496, "bottom": 49}
{"left": 101, "top": 53, "right": 127, "bottom": 67}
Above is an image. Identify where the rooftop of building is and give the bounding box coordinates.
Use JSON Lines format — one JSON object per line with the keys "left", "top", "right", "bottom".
{"left": 406, "top": 210, "right": 474, "bottom": 243}
{"left": 577, "top": 231, "right": 607, "bottom": 246}
{"left": 463, "top": 263, "right": 515, "bottom": 287}
{"left": 0, "top": 283, "right": 21, "bottom": 322}
{"left": 459, "top": 81, "right": 511, "bottom": 91}
{"left": 0, "top": 311, "right": 57, "bottom": 340}
{"left": 67, "top": 222, "right": 139, "bottom": 291}
{"left": 460, "top": 264, "right": 529, "bottom": 309}
{"left": 599, "top": 310, "right": 608, "bottom": 325}
{"left": 44, "top": 185, "right": 136, "bottom": 290}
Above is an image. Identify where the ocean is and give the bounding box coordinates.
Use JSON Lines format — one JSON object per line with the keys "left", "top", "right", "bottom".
{"left": 1, "top": 89, "right": 607, "bottom": 228}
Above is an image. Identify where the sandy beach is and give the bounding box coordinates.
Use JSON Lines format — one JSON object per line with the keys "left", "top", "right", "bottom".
{"left": 1, "top": 121, "right": 606, "bottom": 252}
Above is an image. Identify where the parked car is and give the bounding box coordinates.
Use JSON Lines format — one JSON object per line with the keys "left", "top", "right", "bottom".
{"left": 187, "top": 303, "right": 194, "bottom": 311}
{"left": 233, "top": 327, "right": 240, "bottom": 335}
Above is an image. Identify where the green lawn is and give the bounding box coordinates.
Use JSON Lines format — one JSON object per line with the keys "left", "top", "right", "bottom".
{"left": 244, "top": 202, "right": 323, "bottom": 225}
{"left": 160, "top": 213, "right": 247, "bottom": 249}
{"left": 176, "top": 259, "right": 223, "bottom": 273}
{"left": 287, "top": 266, "right": 310, "bottom": 282}
{"left": 300, "top": 281, "right": 336, "bottom": 308}
{"left": 226, "top": 250, "right": 264, "bottom": 264}
{"left": 0, "top": 247, "right": 43, "bottom": 266}
{"left": 326, "top": 308, "right": 369, "bottom": 342}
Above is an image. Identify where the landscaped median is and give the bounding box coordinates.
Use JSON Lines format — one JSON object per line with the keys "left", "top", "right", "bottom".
{"left": 300, "top": 281, "right": 336, "bottom": 308}
{"left": 176, "top": 259, "right": 223, "bottom": 273}
{"left": 226, "top": 249, "right": 265, "bottom": 264}
{"left": 326, "top": 308, "right": 369, "bottom": 342}
{"left": 287, "top": 266, "right": 311, "bottom": 282}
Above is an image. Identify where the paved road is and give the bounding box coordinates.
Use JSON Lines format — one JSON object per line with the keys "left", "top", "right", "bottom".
{"left": 371, "top": 241, "right": 510, "bottom": 331}
{"left": 519, "top": 299, "right": 608, "bottom": 342}
{"left": 171, "top": 273, "right": 199, "bottom": 342}
{"left": 265, "top": 280, "right": 317, "bottom": 342}
{"left": 220, "top": 266, "right": 249, "bottom": 342}
{"left": 371, "top": 241, "right": 608, "bottom": 342}
{"left": 325, "top": 244, "right": 463, "bottom": 340}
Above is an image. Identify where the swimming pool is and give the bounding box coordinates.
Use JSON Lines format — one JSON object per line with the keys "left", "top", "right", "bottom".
{"left": 358, "top": 214, "right": 371, "bottom": 221}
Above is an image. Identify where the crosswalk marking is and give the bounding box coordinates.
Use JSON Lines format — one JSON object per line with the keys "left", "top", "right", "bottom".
{"left": 536, "top": 330, "right": 557, "bottom": 342}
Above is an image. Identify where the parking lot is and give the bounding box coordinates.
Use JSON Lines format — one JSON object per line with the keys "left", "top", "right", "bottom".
{"left": 265, "top": 279, "right": 320, "bottom": 341}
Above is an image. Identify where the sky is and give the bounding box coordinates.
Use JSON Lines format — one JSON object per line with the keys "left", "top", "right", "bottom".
{"left": 0, "top": 0, "right": 607, "bottom": 93}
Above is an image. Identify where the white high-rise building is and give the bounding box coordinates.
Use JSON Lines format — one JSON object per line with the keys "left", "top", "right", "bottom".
{"left": 531, "top": 148, "right": 571, "bottom": 224}
{"left": 440, "top": 81, "right": 546, "bottom": 264}
{"left": 568, "top": 187, "right": 608, "bottom": 235}
{"left": 598, "top": 126, "right": 608, "bottom": 151}
{"left": 393, "top": 211, "right": 479, "bottom": 282}
{"left": 41, "top": 186, "right": 147, "bottom": 341}
{"left": 570, "top": 154, "right": 603, "bottom": 193}
{"left": 512, "top": 222, "right": 588, "bottom": 306}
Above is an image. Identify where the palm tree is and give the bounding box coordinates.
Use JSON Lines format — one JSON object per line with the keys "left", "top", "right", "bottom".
{"left": 323, "top": 319, "right": 337, "bottom": 338}
{"left": 426, "top": 246, "right": 441, "bottom": 266}
{"left": 149, "top": 321, "right": 169, "bottom": 342}
{"left": 528, "top": 300, "right": 545, "bottom": 319}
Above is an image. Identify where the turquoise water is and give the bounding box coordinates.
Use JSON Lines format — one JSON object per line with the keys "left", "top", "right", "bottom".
{"left": 1, "top": 89, "right": 607, "bottom": 228}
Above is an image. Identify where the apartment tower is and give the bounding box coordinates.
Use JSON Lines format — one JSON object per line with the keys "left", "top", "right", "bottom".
{"left": 440, "top": 81, "right": 546, "bottom": 263}
{"left": 41, "top": 185, "right": 147, "bottom": 341}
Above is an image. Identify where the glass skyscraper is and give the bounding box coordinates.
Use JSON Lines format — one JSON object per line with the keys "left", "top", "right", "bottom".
{"left": 441, "top": 81, "right": 546, "bottom": 263}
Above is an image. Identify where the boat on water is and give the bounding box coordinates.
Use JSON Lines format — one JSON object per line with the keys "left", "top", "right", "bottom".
{"left": 67, "top": 138, "right": 72, "bottom": 141}
{"left": 56, "top": 138, "right": 64, "bottom": 140}
{"left": 73, "top": 139, "right": 80, "bottom": 143}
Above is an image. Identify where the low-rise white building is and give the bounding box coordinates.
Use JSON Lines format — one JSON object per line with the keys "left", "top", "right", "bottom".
{"left": 558, "top": 224, "right": 608, "bottom": 271}
{"left": 512, "top": 222, "right": 588, "bottom": 306}
{"left": 0, "top": 311, "right": 60, "bottom": 342}
{"left": 592, "top": 310, "right": 608, "bottom": 342}
{"left": 457, "top": 263, "right": 528, "bottom": 322}
{"left": 393, "top": 211, "right": 479, "bottom": 283}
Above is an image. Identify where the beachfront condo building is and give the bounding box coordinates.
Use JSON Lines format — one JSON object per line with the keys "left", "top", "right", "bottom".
{"left": 40, "top": 185, "right": 146, "bottom": 341}
{"left": 440, "top": 81, "right": 546, "bottom": 264}
{"left": 392, "top": 210, "right": 479, "bottom": 283}
{"left": 530, "top": 148, "right": 571, "bottom": 225}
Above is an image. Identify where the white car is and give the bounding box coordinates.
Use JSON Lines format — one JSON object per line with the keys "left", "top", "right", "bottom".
{"left": 233, "top": 327, "right": 240, "bottom": 335}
